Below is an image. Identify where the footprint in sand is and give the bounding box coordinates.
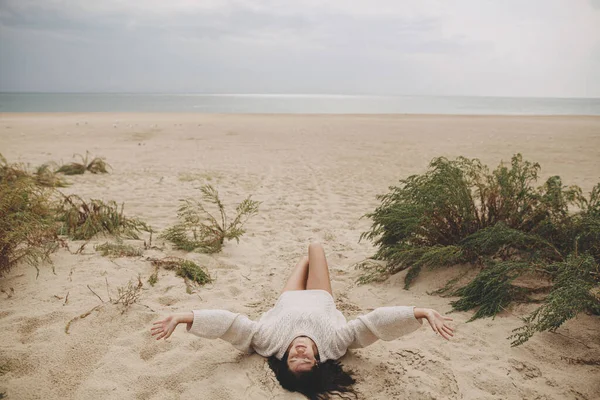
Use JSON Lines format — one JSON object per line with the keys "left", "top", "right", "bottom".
{"left": 393, "top": 348, "right": 460, "bottom": 398}
{"left": 157, "top": 296, "right": 179, "bottom": 306}
{"left": 229, "top": 286, "right": 242, "bottom": 297}
{"left": 509, "top": 358, "right": 542, "bottom": 380}
{"left": 16, "top": 311, "right": 64, "bottom": 344}
{"left": 135, "top": 374, "right": 184, "bottom": 400}
{"left": 139, "top": 340, "right": 175, "bottom": 361}
{"left": 0, "top": 352, "right": 32, "bottom": 378}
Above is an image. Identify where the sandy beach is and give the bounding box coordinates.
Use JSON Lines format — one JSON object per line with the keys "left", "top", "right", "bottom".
{"left": 1, "top": 113, "right": 599, "bottom": 400}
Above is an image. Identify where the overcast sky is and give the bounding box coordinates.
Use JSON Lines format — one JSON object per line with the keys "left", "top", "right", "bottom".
{"left": 1, "top": 0, "right": 599, "bottom": 97}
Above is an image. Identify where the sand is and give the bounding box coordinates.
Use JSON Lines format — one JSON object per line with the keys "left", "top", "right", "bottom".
{"left": 0, "top": 113, "right": 599, "bottom": 400}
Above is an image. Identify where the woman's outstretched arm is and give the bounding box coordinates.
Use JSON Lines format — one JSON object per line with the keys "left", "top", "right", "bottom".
{"left": 337, "top": 306, "right": 453, "bottom": 349}
{"left": 151, "top": 310, "right": 258, "bottom": 353}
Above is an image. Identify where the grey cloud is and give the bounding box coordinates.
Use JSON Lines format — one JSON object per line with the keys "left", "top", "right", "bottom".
{"left": 307, "top": 13, "right": 487, "bottom": 55}
{"left": 158, "top": 9, "right": 313, "bottom": 41}
{"left": 0, "top": 1, "right": 312, "bottom": 38}
{"left": 0, "top": 1, "right": 473, "bottom": 56}
{"left": 0, "top": 2, "right": 128, "bottom": 33}
{"left": 0, "top": 0, "right": 597, "bottom": 96}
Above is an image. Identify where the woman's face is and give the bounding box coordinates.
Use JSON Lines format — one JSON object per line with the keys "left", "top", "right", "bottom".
{"left": 286, "top": 336, "right": 318, "bottom": 373}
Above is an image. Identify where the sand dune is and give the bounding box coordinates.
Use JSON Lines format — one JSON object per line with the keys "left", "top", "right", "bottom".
{"left": 1, "top": 113, "right": 599, "bottom": 399}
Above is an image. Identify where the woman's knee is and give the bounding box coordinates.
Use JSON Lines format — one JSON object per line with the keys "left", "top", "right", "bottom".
{"left": 309, "top": 241, "right": 322, "bottom": 249}
{"left": 308, "top": 242, "right": 323, "bottom": 254}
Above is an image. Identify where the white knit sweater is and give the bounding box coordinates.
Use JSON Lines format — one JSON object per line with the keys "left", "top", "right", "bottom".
{"left": 186, "top": 289, "right": 423, "bottom": 361}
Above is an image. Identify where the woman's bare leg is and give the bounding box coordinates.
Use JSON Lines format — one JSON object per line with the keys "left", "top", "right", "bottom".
{"left": 306, "top": 242, "right": 333, "bottom": 297}
{"left": 281, "top": 256, "right": 309, "bottom": 294}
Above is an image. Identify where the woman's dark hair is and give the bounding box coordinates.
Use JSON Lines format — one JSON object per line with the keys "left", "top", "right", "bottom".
{"left": 267, "top": 351, "right": 358, "bottom": 400}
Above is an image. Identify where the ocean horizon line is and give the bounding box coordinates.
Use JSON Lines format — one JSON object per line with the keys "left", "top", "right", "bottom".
{"left": 2, "top": 92, "right": 599, "bottom": 115}
{"left": 1, "top": 92, "right": 599, "bottom": 100}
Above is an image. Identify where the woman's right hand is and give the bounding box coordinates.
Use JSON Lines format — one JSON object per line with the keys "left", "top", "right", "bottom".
{"left": 423, "top": 309, "right": 454, "bottom": 340}
{"left": 151, "top": 315, "right": 179, "bottom": 340}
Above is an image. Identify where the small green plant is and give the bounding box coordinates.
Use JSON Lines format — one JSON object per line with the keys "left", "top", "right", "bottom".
{"left": 178, "top": 171, "right": 223, "bottom": 182}
{"left": 34, "top": 163, "right": 69, "bottom": 187}
{"left": 56, "top": 151, "right": 110, "bottom": 175}
{"left": 161, "top": 184, "right": 260, "bottom": 253}
{"left": 360, "top": 154, "right": 600, "bottom": 345}
{"left": 149, "top": 257, "right": 212, "bottom": 291}
{"left": 57, "top": 162, "right": 85, "bottom": 175}
{"left": 0, "top": 154, "right": 29, "bottom": 183}
{"left": 148, "top": 268, "right": 158, "bottom": 286}
{"left": 56, "top": 194, "right": 150, "bottom": 240}
{"left": 176, "top": 260, "right": 212, "bottom": 285}
{"left": 65, "top": 276, "right": 144, "bottom": 333}
{"left": 1, "top": 154, "right": 68, "bottom": 188}
{"left": 95, "top": 241, "right": 143, "bottom": 258}
{"left": 113, "top": 275, "right": 143, "bottom": 313}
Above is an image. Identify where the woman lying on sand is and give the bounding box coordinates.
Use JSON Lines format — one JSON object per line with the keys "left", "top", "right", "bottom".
{"left": 151, "top": 242, "right": 454, "bottom": 399}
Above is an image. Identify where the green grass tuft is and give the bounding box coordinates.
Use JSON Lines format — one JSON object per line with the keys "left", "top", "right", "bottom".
{"left": 176, "top": 260, "right": 212, "bottom": 285}
{"left": 0, "top": 154, "right": 29, "bottom": 183}
{"left": 113, "top": 275, "right": 143, "bottom": 314}
{"left": 56, "top": 163, "right": 86, "bottom": 175}
{"left": 86, "top": 157, "right": 110, "bottom": 174}
{"left": 57, "top": 152, "right": 110, "bottom": 175}
{"left": 161, "top": 184, "right": 260, "bottom": 253}
{"left": 95, "top": 241, "right": 143, "bottom": 258}
{"left": 34, "top": 163, "right": 69, "bottom": 187}
{"left": 56, "top": 194, "right": 150, "bottom": 240}
{"left": 148, "top": 268, "right": 158, "bottom": 286}
{"left": 0, "top": 158, "right": 59, "bottom": 275}
{"left": 149, "top": 257, "right": 212, "bottom": 289}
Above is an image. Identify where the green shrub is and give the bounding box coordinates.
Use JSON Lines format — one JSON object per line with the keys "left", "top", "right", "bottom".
{"left": 360, "top": 154, "right": 600, "bottom": 345}
{"left": 1, "top": 155, "right": 68, "bottom": 188}
{"left": 34, "top": 163, "right": 69, "bottom": 187}
{"left": 161, "top": 184, "right": 260, "bottom": 253}
{"left": 56, "top": 195, "right": 149, "bottom": 240}
{"left": 0, "top": 170, "right": 59, "bottom": 276}
{"left": 57, "top": 152, "right": 110, "bottom": 175}
{"left": 56, "top": 163, "right": 86, "bottom": 175}
{"left": 0, "top": 154, "right": 29, "bottom": 183}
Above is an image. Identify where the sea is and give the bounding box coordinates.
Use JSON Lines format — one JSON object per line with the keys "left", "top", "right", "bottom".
{"left": 0, "top": 93, "right": 599, "bottom": 115}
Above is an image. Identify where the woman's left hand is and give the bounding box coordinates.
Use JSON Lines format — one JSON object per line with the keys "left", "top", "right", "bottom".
{"left": 151, "top": 315, "right": 179, "bottom": 340}
{"left": 423, "top": 309, "right": 454, "bottom": 340}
